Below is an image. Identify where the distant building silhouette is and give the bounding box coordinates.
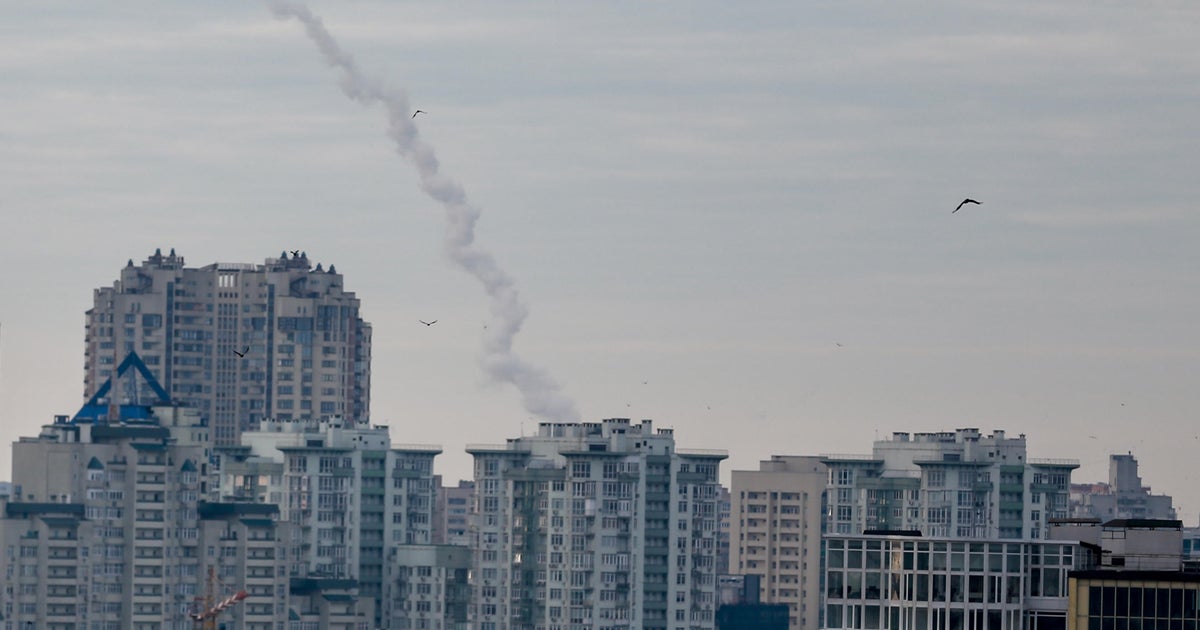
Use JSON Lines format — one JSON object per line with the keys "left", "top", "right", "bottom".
{"left": 1070, "top": 452, "right": 1177, "bottom": 521}
{"left": 433, "top": 477, "right": 474, "bottom": 546}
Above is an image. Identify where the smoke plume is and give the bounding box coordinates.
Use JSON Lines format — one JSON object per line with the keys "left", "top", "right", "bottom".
{"left": 268, "top": 0, "right": 579, "bottom": 422}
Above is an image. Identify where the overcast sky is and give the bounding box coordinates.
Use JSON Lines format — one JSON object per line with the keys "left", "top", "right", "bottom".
{"left": 2, "top": 1, "right": 1199, "bottom": 520}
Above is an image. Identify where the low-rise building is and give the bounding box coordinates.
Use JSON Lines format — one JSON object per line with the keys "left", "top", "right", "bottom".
{"left": 823, "top": 532, "right": 1088, "bottom": 630}
{"left": 1055, "top": 518, "right": 1199, "bottom": 628}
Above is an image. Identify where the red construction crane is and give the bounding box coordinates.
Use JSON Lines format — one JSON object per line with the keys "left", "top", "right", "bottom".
{"left": 190, "top": 566, "right": 248, "bottom": 629}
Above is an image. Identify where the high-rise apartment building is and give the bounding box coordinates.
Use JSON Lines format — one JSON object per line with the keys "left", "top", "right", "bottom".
{"left": 730, "top": 455, "right": 827, "bottom": 630}
{"left": 822, "top": 428, "right": 1077, "bottom": 539}
{"left": 211, "top": 416, "right": 440, "bottom": 629}
{"left": 467, "top": 418, "right": 727, "bottom": 630}
{"left": 84, "top": 248, "right": 371, "bottom": 445}
{"left": 1, "top": 404, "right": 215, "bottom": 629}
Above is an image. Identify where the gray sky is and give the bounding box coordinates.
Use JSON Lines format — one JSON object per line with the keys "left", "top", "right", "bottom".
{"left": 2, "top": 1, "right": 1199, "bottom": 520}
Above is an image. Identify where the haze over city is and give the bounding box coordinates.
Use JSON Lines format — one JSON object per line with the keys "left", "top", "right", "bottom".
{"left": 2, "top": 0, "right": 1199, "bottom": 523}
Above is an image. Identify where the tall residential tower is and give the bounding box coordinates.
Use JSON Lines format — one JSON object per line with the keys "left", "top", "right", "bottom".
{"left": 211, "top": 416, "right": 440, "bottom": 629}
{"left": 84, "top": 249, "right": 371, "bottom": 445}
{"left": 730, "top": 455, "right": 827, "bottom": 630}
{"left": 468, "top": 418, "right": 727, "bottom": 630}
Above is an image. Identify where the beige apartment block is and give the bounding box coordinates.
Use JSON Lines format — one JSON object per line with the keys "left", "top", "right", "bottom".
{"left": 730, "top": 455, "right": 827, "bottom": 630}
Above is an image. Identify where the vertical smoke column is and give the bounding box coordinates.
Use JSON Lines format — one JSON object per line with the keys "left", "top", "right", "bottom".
{"left": 268, "top": 0, "right": 579, "bottom": 422}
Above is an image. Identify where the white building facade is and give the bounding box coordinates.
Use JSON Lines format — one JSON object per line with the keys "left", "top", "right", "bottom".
{"left": 211, "top": 416, "right": 439, "bottom": 629}
{"left": 468, "top": 418, "right": 727, "bottom": 630}
{"left": 822, "top": 429, "right": 1077, "bottom": 540}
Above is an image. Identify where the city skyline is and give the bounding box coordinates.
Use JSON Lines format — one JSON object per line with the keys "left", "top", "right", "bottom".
{"left": 2, "top": 1, "right": 1199, "bottom": 523}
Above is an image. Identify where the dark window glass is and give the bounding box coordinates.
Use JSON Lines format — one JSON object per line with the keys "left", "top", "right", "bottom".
{"left": 969, "top": 576, "right": 984, "bottom": 603}
{"left": 1044, "top": 568, "right": 1061, "bottom": 598}
{"left": 826, "top": 605, "right": 842, "bottom": 628}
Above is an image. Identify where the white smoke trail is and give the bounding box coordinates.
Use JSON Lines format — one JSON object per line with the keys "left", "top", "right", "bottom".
{"left": 268, "top": 0, "right": 579, "bottom": 422}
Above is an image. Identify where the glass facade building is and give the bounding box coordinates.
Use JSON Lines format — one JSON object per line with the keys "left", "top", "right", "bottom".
{"left": 1068, "top": 572, "right": 1200, "bottom": 629}
{"left": 824, "top": 533, "right": 1086, "bottom": 630}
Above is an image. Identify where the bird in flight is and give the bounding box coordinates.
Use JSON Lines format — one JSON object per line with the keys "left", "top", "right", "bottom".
{"left": 412, "top": 110, "right": 426, "bottom": 119}
{"left": 953, "top": 198, "right": 981, "bottom": 213}
{"left": 290, "top": 250, "right": 300, "bottom": 257}
{"left": 419, "top": 320, "right": 438, "bottom": 326}
{"left": 233, "top": 347, "right": 249, "bottom": 358}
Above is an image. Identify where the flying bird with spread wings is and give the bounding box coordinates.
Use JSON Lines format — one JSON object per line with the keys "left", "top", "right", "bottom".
{"left": 290, "top": 250, "right": 300, "bottom": 257}
{"left": 233, "top": 346, "right": 249, "bottom": 358}
{"left": 412, "top": 110, "right": 426, "bottom": 119}
{"left": 954, "top": 198, "right": 981, "bottom": 213}
{"left": 419, "top": 320, "right": 438, "bottom": 327}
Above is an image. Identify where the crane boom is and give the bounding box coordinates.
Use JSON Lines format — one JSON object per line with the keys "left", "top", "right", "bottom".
{"left": 191, "top": 566, "right": 247, "bottom": 629}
